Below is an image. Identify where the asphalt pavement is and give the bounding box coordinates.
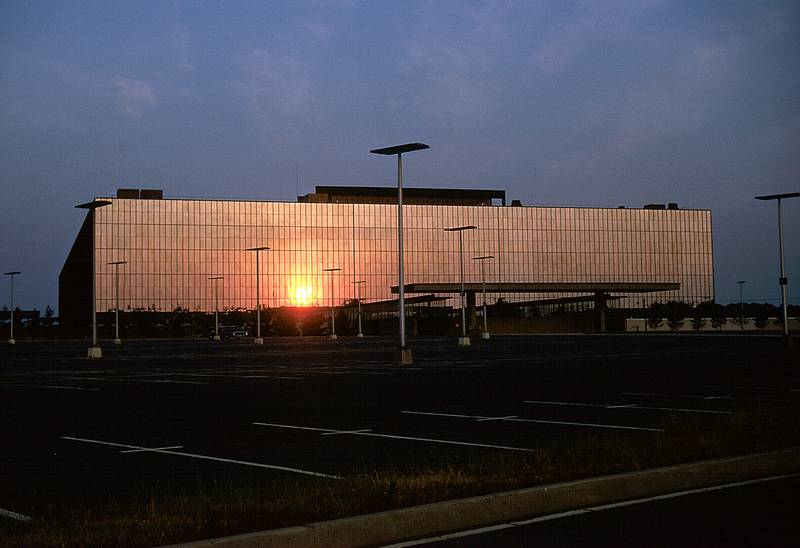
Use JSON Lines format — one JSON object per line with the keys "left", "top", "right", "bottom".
{"left": 1, "top": 334, "right": 798, "bottom": 545}
{"left": 404, "top": 474, "right": 800, "bottom": 547}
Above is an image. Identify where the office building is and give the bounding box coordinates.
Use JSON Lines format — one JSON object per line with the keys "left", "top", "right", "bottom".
{"left": 60, "top": 187, "right": 713, "bottom": 332}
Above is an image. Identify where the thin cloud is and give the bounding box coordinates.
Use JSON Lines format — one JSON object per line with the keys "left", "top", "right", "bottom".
{"left": 532, "top": 0, "right": 659, "bottom": 73}
{"left": 303, "top": 21, "right": 334, "bottom": 42}
{"left": 402, "top": 4, "right": 512, "bottom": 126}
{"left": 171, "top": 23, "right": 195, "bottom": 72}
{"left": 234, "top": 49, "right": 314, "bottom": 116}
{"left": 111, "top": 77, "right": 158, "bottom": 116}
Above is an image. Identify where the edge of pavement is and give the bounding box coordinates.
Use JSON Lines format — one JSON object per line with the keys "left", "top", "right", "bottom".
{"left": 167, "top": 447, "right": 800, "bottom": 548}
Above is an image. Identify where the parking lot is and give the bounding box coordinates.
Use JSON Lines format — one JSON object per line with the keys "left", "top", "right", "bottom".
{"left": 1, "top": 334, "right": 798, "bottom": 545}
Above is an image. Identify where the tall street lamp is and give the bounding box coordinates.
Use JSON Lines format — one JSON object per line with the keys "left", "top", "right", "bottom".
{"left": 472, "top": 255, "right": 494, "bottom": 339}
{"left": 208, "top": 276, "right": 223, "bottom": 341}
{"left": 4, "top": 271, "right": 20, "bottom": 345}
{"left": 323, "top": 267, "right": 341, "bottom": 340}
{"left": 107, "top": 261, "right": 127, "bottom": 344}
{"left": 370, "top": 142, "right": 429, "bottom": 365}
{"left": 755, "top": 192, "right": 799, "bottom": 344}
{"left": 353, "top": 280, "right": 366, "bottom": 338}
{"left": 246, "top": 246, "right": 270, "bottom": 345}
{"left": 445, "top": 225, "right": 477, "bottom": 346}
{"left": 76, "top": 199, "right": 112, "bottom": 359}
{"left": 737, "top": 280, "right": 746, "bottom": 332}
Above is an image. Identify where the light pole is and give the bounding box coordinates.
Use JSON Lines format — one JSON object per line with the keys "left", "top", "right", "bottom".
{"left": 246, "top": 246, "right": 270, "bottom": 345}
{"left": 755, "top": 192, "right": 799, "bottom": 344}
{"left": 737, "top": 280, "right": 746, "bottom": 332}
{"left": 353, "top": 280, "right": 365, "bottom": 337}
{"left": 473, "top": 255, "right": 494, "bottom": 339}
{"left": 76, "top": 199, "right": 112, "bottom": 359}
{"left": 323, "top": 268, "right": 341, "bottom": 340}
{"left": 370, "top": 142, "right": 429, "bottom": 365}
{"left": 208, "top": 276, "right": 223, "bottom": 341}
{"left": 107, "top": 261, "right": 127, "bottom": 344}
{"left": 4, "top": 271, "right": 20, "bottom": 344}
{"left": 445, "top": 225, "right": 477, "bottom": 346}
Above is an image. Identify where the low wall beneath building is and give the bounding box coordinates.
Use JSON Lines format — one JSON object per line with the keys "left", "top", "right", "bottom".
{"left": 485, "top": 316, "right": 595, "bottom": 334}
{"left": 625, "top": 317, "right": 800, "bottom": 332}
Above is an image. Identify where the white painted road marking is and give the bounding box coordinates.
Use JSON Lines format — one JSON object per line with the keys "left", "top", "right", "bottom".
{"left": 523, "top": 400, "right": 742, "bottom": 415}
{"left": 709, "top": 384, "right": 800, "bottom": 393}
{"left": 0, "top": 383, "right": 100, "bottom": 392}
{"left": 170, "top": 373, "right": 303, "bottom": 380}
{"left": 623, "top": 391, "right": 799, "bottom": 404}
{"left": 120, "top": 445, "right": 184, "bottom": 453}
{"left": 252, "top": 422, "right": 536, "bottom": 452}
{"left": 381, "top": 473, "right": 800, "bottom": 547}
{"left": 59, "top": 376, "right": 209, "bottom": 385}
{"left": 321, "top": 429, "right": 373, "bottom": 436}
{"left": 476, "top": 415, "right": 517, "bottom": 422}
{"left": 402, "top": 411, "right": 663, "bottom": 432}
{"left": 0, "top": 507, "right": 32, "bottom": 522}
{"left": 60, "top": 436, "right": 339, "bottom": 479}
{"left": 622, "top": 392, "right": 730, "bottom": 400}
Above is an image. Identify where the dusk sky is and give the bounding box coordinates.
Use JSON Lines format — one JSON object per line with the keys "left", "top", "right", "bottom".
{"left": 1, "top": 0, "right": 798, "bottom": 313}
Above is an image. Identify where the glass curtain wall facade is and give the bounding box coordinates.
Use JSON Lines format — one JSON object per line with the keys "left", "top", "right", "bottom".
{"left": 75, "top": 196, "right": 713, "bottom": 315}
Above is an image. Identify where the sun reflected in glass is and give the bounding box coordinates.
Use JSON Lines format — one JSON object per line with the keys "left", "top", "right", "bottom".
{"left": 293, "top": 285, "right": 313, "bottom": 306}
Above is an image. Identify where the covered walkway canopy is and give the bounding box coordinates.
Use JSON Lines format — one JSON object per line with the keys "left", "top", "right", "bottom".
{"left": 391, "top": 282, "right": 680, "bottom": 294}
{"left": 390, "top": 282, "right": 680, "bottom": 333}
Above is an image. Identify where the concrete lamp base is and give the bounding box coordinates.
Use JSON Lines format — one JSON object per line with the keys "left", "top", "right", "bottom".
{"left": 254, "top": 337, "right": 264, "bottom": 345}
{"left": 8, "top": 338, "right": 15, "bottom": 345}
{"left": 458, "top": 337, "right": 471, "bottom": 347}
{"left": 396, "top": 348, "right": 414, "bottom": 365}
{"left": 482, "top": 332, "right": 491, "bottom": 339}
{"left": 357, "top": 333, "right": 364, "bottom": 338}
{"left": 330, "top": 334, "right": 338, "bottom": 340}
{"left": 87, "top": 346, "right": 102, "bottom": 359}
{"left": 212, "top": 335, "right": 221, "bottom": 341}
{"left": 113, "top": 338, "right": 122, "bottom": 345}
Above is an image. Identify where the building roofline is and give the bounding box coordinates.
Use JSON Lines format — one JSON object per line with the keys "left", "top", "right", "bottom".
{"left": 96, "top": 194, "right": 711, "bottom": 212}
{"left": 313, "top": 185, "right": 506, "bottom": 201}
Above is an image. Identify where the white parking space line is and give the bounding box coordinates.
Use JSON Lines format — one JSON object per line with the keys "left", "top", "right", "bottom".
{"left": 0, "top": 369, "right": 108, "bottom": 377}
{"left": 382, "top": 473, "right": 800, "bottom": 547}
{"left": 120, "top": 445, "right": 184, "bottom": 453}
{"left": 403, "top": 411, "right": 663, "bottom": 432}
{"left": 476, "top": 415, "right": 518, "bottom": 422}
{"left": 0, "top": 383, "right": 100, "bottom": 392}
{"left": 623, "top": 391, "right": 799, "bottom": 404}
{"left": 709, "top": 384, "right": 800, "bottom": 393}
{"left": 0, "top": 507, "right": 32, "bottom": 522}
{"left": 83, "top": 373, "right": 176, "bottom": 379}
{"left": 321, "top": 429, "right": 373, "bottom": 436}
{"left": 232, "top": 368, "right": 290, "bottom": 372}
{"left": 623, "top": 391, "right": 730, "bottom": 400}
{"left": 253, "top": 422, "right": 536, "bottom": 452}
{"left": 58, "top": 376, "right": 209, "bottom": 385}
{"left": 169, "top": 373, "right": 303, "bottom": 380}
{"left": 523, "top": 400, "right": 742, "bottom": 416}
{"left": 60, "top": 436, "right": 340, "bottom": 479}
{"left": 524, "top": 400, "right": 607, "bottom": 408}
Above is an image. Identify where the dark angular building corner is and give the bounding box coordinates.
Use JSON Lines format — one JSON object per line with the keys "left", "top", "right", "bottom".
{"left": 59, "top": 212, "right": 92, "bottom": 334}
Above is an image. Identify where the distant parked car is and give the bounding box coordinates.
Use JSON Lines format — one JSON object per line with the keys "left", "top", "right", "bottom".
{"left": 208, "top": 326, "right": 248, "bottom": 340}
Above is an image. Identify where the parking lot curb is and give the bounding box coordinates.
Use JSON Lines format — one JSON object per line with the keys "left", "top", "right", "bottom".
{"left": 168, "top": 447, "right": 800, "bottom": 548}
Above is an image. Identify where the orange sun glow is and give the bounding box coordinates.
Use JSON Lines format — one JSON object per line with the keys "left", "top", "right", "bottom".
{"left": 293, "top": 285, "right": 313, "bottom": 306}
